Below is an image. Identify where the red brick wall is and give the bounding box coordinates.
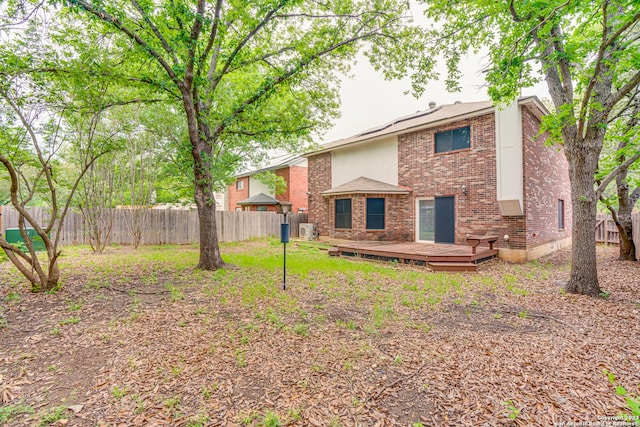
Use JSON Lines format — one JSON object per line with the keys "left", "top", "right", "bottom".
{"left": 276, "top": 165, "right": 308, "bottom": 213}
{"left": 308, "top": 107, "right": 570, "bottom": 251}
{"left": 325, "top": 193, "right": 414, "bottom": 241}
{"left": 398, "top": 113, "right": 521, "bottom": 247}
{"left": 521, "top": 107, "right": 572, "bottom": 247}
{"left": 308, "top": 153, "right": 332, "bottom": 235}
{"left": 227, "top": 177, "right": 249, "bottom": 211}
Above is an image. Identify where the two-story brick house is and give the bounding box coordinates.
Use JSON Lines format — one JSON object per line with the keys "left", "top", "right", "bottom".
{"left": 305, "top": 97, "right": 571, "bottom": 262}
{"left": 226, "top": 155, "right": 308, "bottom": 213}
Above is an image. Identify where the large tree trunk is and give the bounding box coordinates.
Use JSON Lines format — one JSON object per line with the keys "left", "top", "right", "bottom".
{"left": 183, "top": 90, "right": 225, "bottom": 270}
{"left": 616, "top": 214, "right": 636, "bottom": 261}
{"left": 564, "top": 143, "right": 601, "bottom": 296}
{"left": 614, "top": 171, "right": 637, "bottom": 261}
{"left": 46, "top": 259, "right": 60, "bottom": 291}
{"left": 194, "top": 172, "right": 225, "bottom": 270}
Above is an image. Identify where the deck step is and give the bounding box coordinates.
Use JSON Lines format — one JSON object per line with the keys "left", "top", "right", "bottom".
{"left": 428, "top": 261, "right": 478, "bottom": 272}
{"left": 328, "top": 247, "right": 341, "bottom": 256}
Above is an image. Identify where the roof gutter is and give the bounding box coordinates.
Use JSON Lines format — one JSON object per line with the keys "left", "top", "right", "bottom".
{"left": 305, "top": 106, "right": 496, "bottom": 157}
{"left": 305, "top": 96, "right": 548, "bottom": 157}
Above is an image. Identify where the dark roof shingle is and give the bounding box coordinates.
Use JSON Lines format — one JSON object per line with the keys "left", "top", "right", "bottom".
{"left": 322, "top": 177, "right": 411, "bottom": 196}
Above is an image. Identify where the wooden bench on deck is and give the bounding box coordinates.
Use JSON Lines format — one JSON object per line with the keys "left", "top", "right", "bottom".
{"left": 466, "top": 235, "right": 499, "bottom": 254}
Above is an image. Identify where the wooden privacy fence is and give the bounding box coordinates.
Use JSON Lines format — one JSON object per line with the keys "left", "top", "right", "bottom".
{"left": 0, "top": 206, "right": 308, "bottom": 246}
{"left": 595, "top": 215, "right": 622, "bottom": 245}
{"left": 595, "top": 213, "right": 640, "bottom": 256}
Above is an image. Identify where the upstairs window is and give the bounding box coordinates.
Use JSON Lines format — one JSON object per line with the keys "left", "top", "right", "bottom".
{"left": 236, "top": 180, "right": 244, "bottom": 190}
{"left": 335, "top": 199, "right": 352, "bottom": 229}
{"left": 435, "top": 126, "right": 471, "bottom": 153}
{"left": 366, "top": 198, "right": 385, "bottom": 230}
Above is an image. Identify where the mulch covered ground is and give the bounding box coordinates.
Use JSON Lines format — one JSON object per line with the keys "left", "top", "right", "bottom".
{"left": 0, "top": 243, "right": 639, "bottom": 427}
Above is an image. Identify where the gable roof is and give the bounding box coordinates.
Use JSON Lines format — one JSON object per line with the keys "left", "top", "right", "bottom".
{"left": 237, "top": 193, "right": 280, "bottom": 205}
{"left": 307, "top": 96, "right": 548, "bottom": 156}
{"left": 322, "top": 177, "right": 411, "bottom": 196}
{"left": 236, "top": 154, "right": 307, "bottom": 178}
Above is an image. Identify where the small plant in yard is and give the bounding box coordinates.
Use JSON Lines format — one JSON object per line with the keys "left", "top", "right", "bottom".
{"left": 261, "top": 411, "right": 283, "bottom": 427}
{"left": 171, "top": 364, "right": 184, "bottom": 377}
{"left": 235, "top": 349, "right": 247, "bottom": 368}
{"left": 292, "top": 323, "right": 309, "bottom": 337}
{"left": 518, "top": 310, "right": 529, "bottom": 319}
{"left": 240, "top": 411, "right": 259, "bottom": 425}
{"left": 287, "top": 407, "right": 302, "bottom": 422}
{"left": 0, "top": 403, "right": 35, "bottom": 424}
{"left": 134, "top": 396, "right": 145, "bottom": 414}
{"left": 163, "top": 396, "right": 181, "bottom": 410}
{"left": 394, "top": 355, "right": 403, "bottom": 365}
{"left": 501, "top": 400, "right": 521, "bottom": 420}
{"left": 368, "top": 302, "right": 394, "bottom": 331}
{"left": 37, "top": 406, "right": 67, "bottom": 427}
{"left": 110, "top": 385, "right": 128, "bottom": 400}
{"left": 262, "top": 308, "right": 284, "bottom": 329}
{"left": 186, "top": 413, "right": 210, "bottom": 427}
{"left": 6, "top": 291, "right": 21, "bottom": 303}
{"left": 59, "top": 316, "right": 81, "bottom": 326}
{"left": 412, "top": 423, "right": 425, "bottom": 427}
{"left": 130, "top": 295, "right": 142, "bottom": 308}
{"left": 201, "top": 383, "right": 218, "bottom": 399}
{"left": 410, "top": 321, "right": 433, "bottom": 333}
{"left": 66, "top": 299, "right": 83, "bottom": 311}
{"left": 604, "top": 369, "right": 640, "bottom": 423}
{"left": 167, "top": 284, "right": 185, "bottom": 302}
{"left": 336, "top": 319, "right": 357, "bottom": 330}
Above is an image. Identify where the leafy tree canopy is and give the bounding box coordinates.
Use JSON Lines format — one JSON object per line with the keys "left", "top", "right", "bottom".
{"left": 419, "top": 0, "right": 640, "bottom": 295}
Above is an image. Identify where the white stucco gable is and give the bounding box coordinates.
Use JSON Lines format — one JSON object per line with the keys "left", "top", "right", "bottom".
{"left": 330, "top": 136, "right": 398, "bottom": 187}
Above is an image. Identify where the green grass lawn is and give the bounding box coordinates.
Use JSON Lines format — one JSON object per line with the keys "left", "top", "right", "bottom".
{"left": 0, "top": 240, "right": 637, "bottom": 427}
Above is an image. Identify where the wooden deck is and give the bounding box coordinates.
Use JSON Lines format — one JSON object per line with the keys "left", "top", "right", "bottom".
{"left": 332, "top": 241, "right": 498, "bottom": 271}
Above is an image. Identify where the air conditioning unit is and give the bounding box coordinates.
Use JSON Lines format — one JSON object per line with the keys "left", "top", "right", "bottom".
{"left": 299, "top": 223, "right": 314, "bottom": 240}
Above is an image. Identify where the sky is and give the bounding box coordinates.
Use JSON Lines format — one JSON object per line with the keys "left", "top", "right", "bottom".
{"left": 317, "top": 2, "right": 550, "bottom": 144}
{"left": 318, "top": 53, "right": 550, "bottom": 144}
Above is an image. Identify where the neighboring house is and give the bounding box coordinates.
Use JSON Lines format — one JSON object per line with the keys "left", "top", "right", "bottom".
{"left": 305, "top": 97, "right": 572, "bottom": 262}
{"left": 226, "top": 155, "right": 308, "bottom": 213}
